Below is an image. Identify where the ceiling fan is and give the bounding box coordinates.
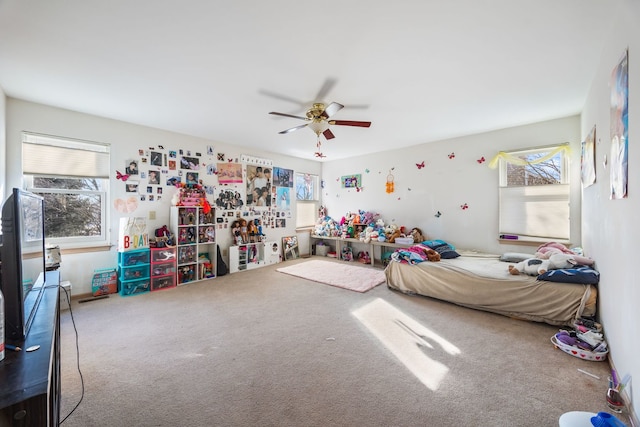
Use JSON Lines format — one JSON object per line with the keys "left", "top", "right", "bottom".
{"left": 269, "top": 102, "right": 371, "bottom": 157}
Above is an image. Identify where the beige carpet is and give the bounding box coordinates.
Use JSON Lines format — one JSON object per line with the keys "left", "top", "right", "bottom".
{"left": 59, "top": 260, "right": 630, "bottom": 426}
{"left": 276, "top": 259, "right": 386, "bottom": 292}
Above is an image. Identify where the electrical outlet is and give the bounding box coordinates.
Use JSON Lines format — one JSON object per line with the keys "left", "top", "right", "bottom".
{"left": 149, "top": 211, "right": 156, "bottom": 220}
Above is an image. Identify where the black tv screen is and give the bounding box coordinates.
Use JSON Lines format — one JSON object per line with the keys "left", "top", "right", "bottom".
{"left": 0, "top": 188, "right": 47, "bottom": 341}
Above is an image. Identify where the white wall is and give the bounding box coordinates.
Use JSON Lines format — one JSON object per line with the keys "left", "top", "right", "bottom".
{"left": 321, "top": 115, "right": 582, "bottom": 255}
{"left": 5, "top": 98, "right": 321, "bottom": 295}
{"left": 581, "top": 0, "right": 639, "bottom": 419}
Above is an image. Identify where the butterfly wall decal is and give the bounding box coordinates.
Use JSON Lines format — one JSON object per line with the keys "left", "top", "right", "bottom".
{"left": 448, "top": 153, "right": 456, "bottom": 159}
{"left": 115, "top": 170, "right": 130, "bottom": 181}
{"left": 477, "top": 156, "right": 486, "bottom": 164}
{"left": 460, "top": 203, "right": 469, "bottom": 210}
{"left": 314, "top": 152, "right": 326, "bottom": 158}
{"left": 435, "top": 211, "right": 442, "bottom": 218}
{"left": 416, "top": 161, "right": 425, "bottom": 169}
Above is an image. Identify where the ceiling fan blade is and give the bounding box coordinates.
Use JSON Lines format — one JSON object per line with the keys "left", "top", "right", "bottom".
{"left": 329, "top": 120, "right": 372, "bottom": 128}
{"left": 279, "top": 123, "right": 309, "bottom": 134}
{"left": 323, "top": 128, "right": 336, "bottom": 140}
{"left": 314, "top": 77, "right": 337, "bottom": 102}
{"left": 320, "top": 102, "right": 344, "bottom": 119}
{"left": 269, "top": 111, "right": 309, "bottom": 121}
{"left": 259, "top": 89, "right": 305, "bottom": 107}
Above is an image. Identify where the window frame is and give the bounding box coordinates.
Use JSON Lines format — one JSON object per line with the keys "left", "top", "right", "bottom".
{"left": 497, "top": 144, "right": 571, "bottom": 241}
{"left": 25, "top": 175, "right": 110, "bottom": 247}
{"left": 295, "top": 172, "right": 320, "bottom": 230}
{"left": 21, "top": 132, "right": 111, "bottom": 248}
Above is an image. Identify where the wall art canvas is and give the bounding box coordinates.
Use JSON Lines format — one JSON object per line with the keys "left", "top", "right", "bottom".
{"left": 217, "top": 162, "right": 243, "bottom": 184}
{"left": 295, "top": 173, "right": 317, "bottom": 200}
{"left": 581, "top": 125, "right": 596, "bottom": 187}
{"left": 246, "top": 164, "right": 272, "bottom": 206}
{"left": 341, "top": 174, "right": 362, "bottom": 188}
{"left": 273, "top": 167, "right": 293, "bottom": 187}
{"left": 610, "top": 49, "right": 628, "bottom": 199}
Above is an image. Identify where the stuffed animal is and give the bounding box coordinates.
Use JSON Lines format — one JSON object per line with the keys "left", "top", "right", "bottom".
{"left": 424, "top": 247, "right": 441, "bottom": 262}
{"left": 508, "top": 253, "right": 577, "bottom": 276}
{"left": 386, "top": 224, "right": 401, "bottom": 243}
{"left": 410, "top": 227, "right": 426, "bottom": 243}
{"left": 535, "top": 241, "right": 595, "bottom": 265}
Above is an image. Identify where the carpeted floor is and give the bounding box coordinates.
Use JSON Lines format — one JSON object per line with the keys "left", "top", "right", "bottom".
{"left": 59, "top": 258, "right": 629, "bottom": 426}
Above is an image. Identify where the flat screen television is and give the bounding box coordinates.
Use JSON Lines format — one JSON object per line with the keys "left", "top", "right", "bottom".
{"left": 0, "top": 188, "right": 47, "bottom": 342}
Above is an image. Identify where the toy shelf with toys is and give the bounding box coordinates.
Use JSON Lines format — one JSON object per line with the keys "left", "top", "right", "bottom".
{"left": 170, "top": 206, "right": 217, "bottom": 285}
{"left": 228, "top": 241, "right": 280, "bottom": 273}
{"left": 312, "top": 209, "right": 424, "bottom": 267}
{"left": 310, "top": 235, "right": 413, "bottom": 267}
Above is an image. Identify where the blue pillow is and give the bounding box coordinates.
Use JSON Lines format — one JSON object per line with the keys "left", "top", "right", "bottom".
{"left": 422, "top": 239, "right": 456, "bottom": 250}
{"left": 538, "top": 266, "right": 600, "bottom": 284}
{"left": 429, "top": 243, "right": 460, "bottom": 259}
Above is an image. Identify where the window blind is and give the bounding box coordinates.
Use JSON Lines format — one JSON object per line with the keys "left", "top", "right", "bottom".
{"left": 22, "top": 132, "right": 110, "bottom": 178}
{"left": 499, "top": 184, "right": 570, "bottom": 240}
{"left": 296, "top": 202, "right": 317, "bottom": 229}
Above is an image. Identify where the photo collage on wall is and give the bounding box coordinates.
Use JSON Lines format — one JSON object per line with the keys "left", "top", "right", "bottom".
{"left": 117, "top": 147, "right": 295, "bottom": 237}
{"left": 115, "top": 145, "right": 217, "bottom": 215}
{"left": 213, "top": 156, "right": 292, "bottom": 233}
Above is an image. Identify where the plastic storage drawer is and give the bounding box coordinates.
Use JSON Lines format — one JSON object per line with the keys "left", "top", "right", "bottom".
{"left": 151, "top": 247, "right": 176, "bottom": 263}
{"left": 119, "top": 249, "right": 150, "bottom": 266}
{"left": 120, "top": 278, "right": 151, "bottom": 296}
{"left": 151, "top": 275, "right": 176, "bottom": 291}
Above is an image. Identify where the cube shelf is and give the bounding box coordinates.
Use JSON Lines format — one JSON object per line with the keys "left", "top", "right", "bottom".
{"left": 170, "top": 206, "right": 216, "bottom": 285}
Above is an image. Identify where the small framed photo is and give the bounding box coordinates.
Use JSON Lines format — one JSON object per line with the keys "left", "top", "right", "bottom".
{"left": 341, "top": 174, "right": 361, "bottom": 188}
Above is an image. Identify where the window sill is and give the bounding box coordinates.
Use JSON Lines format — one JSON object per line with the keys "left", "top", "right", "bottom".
{"left": 60, "top": 245, "right": 112, "bottom": 255}
{"left": 498, "top": 238, "right": 571, "bottom": 247}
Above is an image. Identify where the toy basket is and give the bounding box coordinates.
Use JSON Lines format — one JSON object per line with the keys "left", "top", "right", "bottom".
{"left": 550, "top": 333, "right": 608, "bottom": 362}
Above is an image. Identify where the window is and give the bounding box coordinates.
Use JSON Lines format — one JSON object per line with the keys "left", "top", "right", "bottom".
{"left": 496, "top": 144, "right": 570, "bottom": 240}
{"left": 22, "top": 132, "right": 110, "bottom": 246}
{"left": 295, "top": 173, "right": 319, "bottom": 229}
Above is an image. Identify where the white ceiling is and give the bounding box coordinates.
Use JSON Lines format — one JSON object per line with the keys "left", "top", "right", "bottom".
{"left": 0, "top": 1, "right": 616, "bottom": 161}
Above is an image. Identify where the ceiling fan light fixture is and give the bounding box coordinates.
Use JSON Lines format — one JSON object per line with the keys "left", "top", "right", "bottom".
{"left": 308, "top": 120, "right": 329, "bottom": 135}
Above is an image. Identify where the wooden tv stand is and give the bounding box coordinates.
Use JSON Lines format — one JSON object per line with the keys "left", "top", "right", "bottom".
{"left": 0, "top": 270, "right": 61, "bottom": 426}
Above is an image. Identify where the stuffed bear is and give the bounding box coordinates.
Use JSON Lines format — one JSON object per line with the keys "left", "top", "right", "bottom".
{"left": 508, "top": 253, "right": 577, "bottom": 276}
{"left": 424, "top": 247, "right": 441, "bottom": 262}
{"left": 410, "top": 227, "right": 426, "bottom": 243}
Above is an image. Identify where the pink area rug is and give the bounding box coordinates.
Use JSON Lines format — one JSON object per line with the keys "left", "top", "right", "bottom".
{"left": 276, "top": 259, "right": 386, "bottom": 293}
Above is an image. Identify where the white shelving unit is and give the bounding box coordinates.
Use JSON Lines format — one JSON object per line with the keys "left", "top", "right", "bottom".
{"left": 170, "top": 206, "right": 217, "bottom": 285}
{"left": 229, "top": 240, "right": 280, "bottom": 273}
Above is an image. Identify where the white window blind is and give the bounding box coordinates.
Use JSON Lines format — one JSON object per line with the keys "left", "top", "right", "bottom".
{"left": 499, "top": 184, "right": 570, "bottom": 240}
{"left": 22, "top": 132, "right": 110, "bottom": 178}
{"left": 296, "top": 202, "right": 317, "bottom": 229}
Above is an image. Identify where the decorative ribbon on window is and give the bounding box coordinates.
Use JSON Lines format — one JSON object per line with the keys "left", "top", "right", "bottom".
{"left": 487, "top": 144, "right": 571, "bottom": 169}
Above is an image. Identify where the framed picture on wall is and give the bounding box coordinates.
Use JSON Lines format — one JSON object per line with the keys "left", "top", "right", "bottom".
{"left": 295, "top": 173, "right": 318, "bottom": 200}
{"left": 341, "top": 174, "right": 361, "bottom": 189}
{"left": 282, "top": 235, "right": 299, "bottom": 260}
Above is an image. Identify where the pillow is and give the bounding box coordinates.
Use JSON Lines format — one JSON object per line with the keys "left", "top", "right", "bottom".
{"left": 537, "top": 266, "right": 600, "bottom": 284}
{"left": 422, "top": 239, "right": 455, "bottom": 250}
{"left": 429, "top": 242, "right": 460, "bottom": 259}
{"left": 499, "top": 252, "right": 535, "bottom": 263}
